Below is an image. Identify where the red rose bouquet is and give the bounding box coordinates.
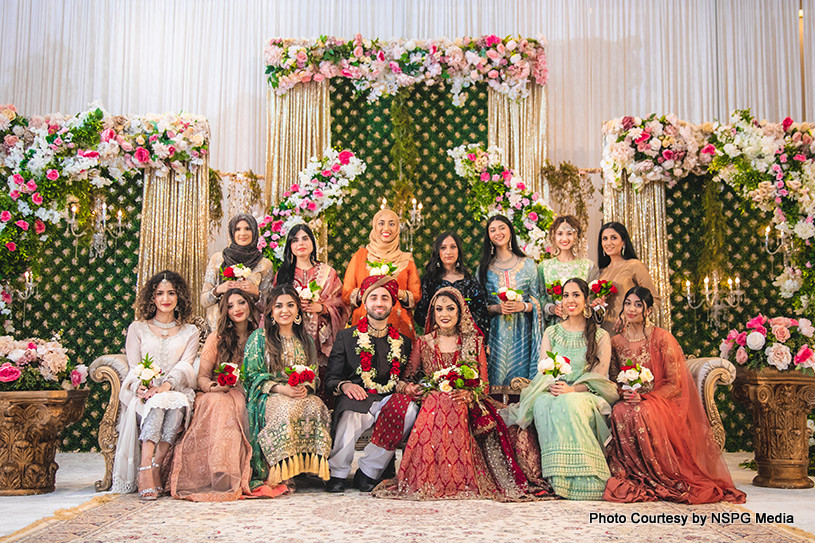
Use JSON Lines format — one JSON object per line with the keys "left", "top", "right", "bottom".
{"left": 589, "top": 279, "right": 617, "bottom": 298}
{"left": 221, "top": 263, "right": 252, "bottom": 281}
{"left": 546, "top": 280, "right": 563, "bottom": 301}
{"left": 284, "top": 364, "right": 316, "bottom": 386}
{"left": 214, "top": 361, "right": 242, "bottom": 386}
{"left": 423, "top": 362, "right": 484, "bottom": 395}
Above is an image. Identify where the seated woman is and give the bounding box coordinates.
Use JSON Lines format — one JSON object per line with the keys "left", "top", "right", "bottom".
{"left": 414, "top": 231, "right": 490, "bottom": 338}
{"left": 502, "top": 278, "right": 618, "bottom": 500}
{"left": 342, "top": 209, "right": 422, "bottom": 339}
{"left": 201, "top": 213, "right": 273, "bottom": 332}
{"left": 112, "top": 271, "right": 199, "bottom": 499}
{"left": 604, "top": 287, "right": 746, "bottom": 504}
{"left": 170, "top": 288, "right": 259, "bottom": 501}
{"left": 273, "top": 224, "right": 350, "bottom": 403}
{"left": 373, "top": 287, "right": 540, "bottom": 501}
{"left": 243, "top": 285, "right": 332, "bottom": 494}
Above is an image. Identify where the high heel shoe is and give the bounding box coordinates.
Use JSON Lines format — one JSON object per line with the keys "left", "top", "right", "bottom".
{"left": 137, "top": 464, "right": 158, "bottom": 501}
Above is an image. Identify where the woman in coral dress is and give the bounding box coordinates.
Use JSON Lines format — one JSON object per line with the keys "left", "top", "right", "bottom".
{"left": 604, "top": 286, "right": 746, "bottom": 504}
{"left": 170, "top": 288, "right": 258, "bottom": 501}
{"left": 342, "top": 209, "right": 421, "bottom": 339}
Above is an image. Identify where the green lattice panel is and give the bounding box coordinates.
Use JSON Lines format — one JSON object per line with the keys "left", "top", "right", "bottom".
{"left": 666, "top": 174, "right": 795, "bottom": 451}
{"left": 17, "top": 180, "right": 142, "bottom": 452}
{"left": 328, "top": 81, "right": 488, "bottom": 273}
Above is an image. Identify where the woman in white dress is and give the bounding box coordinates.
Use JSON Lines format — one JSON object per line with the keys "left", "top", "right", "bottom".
{"left": 111, "top": 270, "right": 199, "bottom": 500}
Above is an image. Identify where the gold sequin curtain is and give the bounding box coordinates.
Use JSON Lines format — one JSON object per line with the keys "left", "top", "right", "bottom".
{"left": 137, "top": 163, "right": 210, "bottom": 318}
{"left": 602, "top": 172, "right": 673, "bottom": 331}
{"left": 265, "top": 81, "right": 331, "bottom": 262}
{"left": 487, "top": 84, "right": 548, "bottom": 196}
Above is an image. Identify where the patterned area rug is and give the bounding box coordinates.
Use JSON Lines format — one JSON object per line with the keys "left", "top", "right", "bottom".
{"left": 4, "top": 481, "right": 813, "bottom": 543}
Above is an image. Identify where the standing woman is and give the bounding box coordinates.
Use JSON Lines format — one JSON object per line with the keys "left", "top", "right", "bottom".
{"left": 539, "top": 215, "right": 598, "bottom": 326}
{"left": 597, "top": 222, "right": 660, "bottom": 334}
{"left": 201, "top": 213, "right": 273, "bottom": 332}
{"left": 112, "top": 271, "right": 199, "bottom": 499}
{"left": 502, "top": 278, "right": 618, "bottom": 500}
{"left": 604, "top": 287, "right": 745, "bottom": 504}
{"left": 342, "top": 209, "right": 421, "bottom": 339}
{"left": 243, "top": 285, "right": 332, "bottom": 494}
{"left": 170, "top": 288, "right": 259, "bottom": 501}
{"left": 479, "top": 215, "right": 543, "bottom": 385}
{"left": 415, "top": 231, "right": 490, "bottom": 337}
{"left": 274, "top": 224, "right": 350, "bottom": 401}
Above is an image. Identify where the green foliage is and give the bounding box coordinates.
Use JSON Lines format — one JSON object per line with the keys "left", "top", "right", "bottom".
{"left": 542, "top": 160, "right": 594, "bottom": 228}
{"left": 388, "top": 90, "right": 420, "bottom": 215}
{"left": 208, "top": 168, "right": 223, "bottom": 229}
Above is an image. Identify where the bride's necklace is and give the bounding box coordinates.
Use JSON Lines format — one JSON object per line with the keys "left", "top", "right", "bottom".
{"left": 624, "top": 327, "right": 647, "bottom": 342}
{"left": 151, "top": 318, "right": 178, "bottom": 337}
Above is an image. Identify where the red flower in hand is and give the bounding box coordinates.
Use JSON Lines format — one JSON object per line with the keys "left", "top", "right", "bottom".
{"left": 223, "top": 266, "right": 235, "bottom": 278}
{"left": 552, "top": 285, "right": 562, "bottom": 295}
{"left": 591, "top": 282, "right": 601, "bottom": 294}
{"left": 609, "top": 285, "right": 618, "bottom": 294}
{"left": 620, "top": 364, "right": 635, "bottom": 372}
{"left": 217, "top": 373, "right": 229, "bottom": 386}
{"left": 225, "top": 373, "right": 238, "bottom": 386}
{"left": 288, "top": 373, "right": 300, "bottom": 386}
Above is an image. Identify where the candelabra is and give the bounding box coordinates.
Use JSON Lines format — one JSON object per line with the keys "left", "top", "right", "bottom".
{"left": 14, "top": 271, "right": 37, "bottom": 325}
{"left": 380, "top": 197, "right": 424, "bottom": 253}
{"left": 683, "top": 271, "right": 744, "bottom": 327}
{"left": 64, "top": 196, "right": 124, "bottom": 262}
{"left": 764, "top": 224, "right": 792, "bottom": 268}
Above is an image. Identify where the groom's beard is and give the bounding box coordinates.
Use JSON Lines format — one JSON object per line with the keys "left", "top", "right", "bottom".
{"left": 366, "top": 306, "right": 393, "bottom": 321}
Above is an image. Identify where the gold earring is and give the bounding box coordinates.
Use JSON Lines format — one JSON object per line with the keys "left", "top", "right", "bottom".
{"left": 583, "top": 307, "right": 592, "bottom": 318}
{"left": 294, "top": 314, "right": 302, "bottom": 325}
{"left": 553, "top": 246, "right": 561, "bottom": 256}
{"left": 269, "top": 317, "right": 276, "bottom": 326}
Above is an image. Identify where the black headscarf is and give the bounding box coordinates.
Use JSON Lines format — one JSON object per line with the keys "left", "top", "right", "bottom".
{"left": 222, "top": 213, "right": 262, "bottom": 270}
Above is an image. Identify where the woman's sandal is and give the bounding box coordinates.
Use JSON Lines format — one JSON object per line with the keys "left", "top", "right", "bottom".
{"left": 137, "top": 464, "right": 158, "bottom": 501}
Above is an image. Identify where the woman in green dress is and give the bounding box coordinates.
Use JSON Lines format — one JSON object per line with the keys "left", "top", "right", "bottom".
{"left": 538, "top": 215, "right": 598, "bottom": 326}
{"left": 243, "top": 284, "right": 332, "bottom": 495}
{"left": 501, "top": 278, "right": 618, "bottom": 500}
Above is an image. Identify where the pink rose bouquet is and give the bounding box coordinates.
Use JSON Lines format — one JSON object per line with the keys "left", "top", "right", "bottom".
{"left": 720, "top": 314, "right": 815, "bottom": 374}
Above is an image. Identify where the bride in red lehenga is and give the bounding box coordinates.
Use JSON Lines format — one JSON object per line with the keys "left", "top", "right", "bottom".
{"left": 373, "top": 287, "right": 548, "bottom": 501}
{"left": 603, "top": 286, "right": 746, "bottom": 504}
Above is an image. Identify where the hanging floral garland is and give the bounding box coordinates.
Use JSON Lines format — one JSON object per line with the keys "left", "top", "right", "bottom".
{"left": 0, "top": 103, "right": 210, "bottom": 288}
{"left": 448, "top": 143, "right": 555, "bottom": 260}
{"left": 264, "top": 34, "right": 548, "bottom": 106}
{"left": 258, "top": 147, "right": 366, "bottom": 270}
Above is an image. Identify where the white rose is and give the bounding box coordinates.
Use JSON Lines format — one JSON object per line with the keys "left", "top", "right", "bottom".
{"left": 639, "top": 367, "right": 654, "bottom": 382}
{"left": 510, "top": 53, "right": 521, "bottom": 64}
{"left": 616, "top": 372, "right": 627, "bottom": 383}
{"left": 765, "top": 342, "right": 792, "bottom": 370}
{"left": 438, "top": 380, "right": 453, "bottom": 392}
{"left": 505, "top": 290, "right": 518, "bottom": 301}
{"left": 798, "top": 318, "right": 815, "bottom": 337}
{"left": 538, "top": 357, "right": 555, "bottom": 373}
{"left": 506, "top": 39, "right": 517, "bottom": 51}
{"left": 746, "top": 331, "right": 766, "bottom": 350}
{"left": 624, "top": 368, "right": 639, "bottom": 381}
{"left": 7, "top": 349, "right": 25, "bottom": 363}
{"left": 588, "top": 280, "right": 598, "bottom": 290}
{"left": 560, "top": 362, "right": 572, "bottom": 375}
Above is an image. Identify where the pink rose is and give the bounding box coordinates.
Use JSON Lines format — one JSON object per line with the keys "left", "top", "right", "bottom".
{"left": 501, "top": 170, "right": 512, "bottom": 180}
{"left": 794, "top": 345, "right": 815, "bottom": 369}
{"left": 467, "top": 153, "right": 477, "bottom": 162}
{"left": 769, "top": 317, "right": 792, "bottom": 327}
{"left": 771, "top": 324, "right": 791, "bottom": 343}
{"left": 14, "top": 220, "right": 28, "bottom": 231}
{"left": 4, "top": 135, "right": 18, "bottom": 146}
{"left": 480, "top": 172, "right": 490, "bottom": 182}
{"left": 735, "top": 331, "right": 747, "bottom": 347}
{"left": 271, "top": 220, "right": 283, "bottom": 233}
{"left": 134, "top": 147, "right": 151, "bottom": 163}
{"left": 487, "top": 69, "right": 499, "bottom": 79}
{"left": 31, "top": 193, "right": 43, "bottom": 205}
{"left": 515, "top": 182, "right": 526, "bottom": 191}
{"left": 0, "top": 362, "right": 21, "bottom": 383}
{"left": 34, "top": 220, "right": 45, "bottom": 234}
{"left": 634, "top": 131, "right": 650, "bottom": 144}
{"left": 782, "top": 117, "right": 794, "bottom": 131}
{"left": 700, "top": 144, "right": 716, "bottom": 155}
{"left": 765, "top": 343, "right": 792, "bottom": 370}
{"left": 746, "top": 314, "right": 768, "bottom": 330}
{"left": 331, "top": 162, "right": 341, "bottom": 172}
{"left": 5, "top": 242, "right": 16, "bottom": 252}
{"left": 313, "top": 189, "right": 324, "bottom": 198}
{"left": 528, "top": 212, "right": 538, "bottom": 222}
{"left": 321, "top": 170, "right": 331, "bottom": 177}
{"left": 735, "top": 346, "right": 748, "bottom": 365}
{"left": 9, "top": 191, "right": 19, "bottom": 201}
{"left": 307, "top": 201, "right": 317, "bottom": 211}
{"left": 46, "top": 169, "right": 59, "bottom": 181}
{"left": 121, "top": 140, "right": 133, "bottom": 152}
{"left": 798, "top": 318, "right": 815, "bottom": 337}
{"left": 794, "top": 154, "right": 807, "bottom": 162}
{"left": 148, "top": 134, "right": 158, "bottom": 143}
{"left": 353, "top": 46, "right": 364, "bottom": 58}
{"left": 621, "top": 116, "right": 635, "bottom": 130}
{"left": 0, "top": 211, "right": 10, "bottom": 222}
{"left": 101, "top": 128, "right": 116, "bottom": 142}
{"left": 289, "top": 184, "right": 300, "bottom": 193}
{"left": 25, "top": 180, "right": 37, "bottom": 192}
{"left": 12, "top": 174, "right": 24, "bottom": 185}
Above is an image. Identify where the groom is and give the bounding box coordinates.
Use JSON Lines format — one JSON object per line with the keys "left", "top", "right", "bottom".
{"left": 325, "top": 275, "right": 420, "bottom": 493}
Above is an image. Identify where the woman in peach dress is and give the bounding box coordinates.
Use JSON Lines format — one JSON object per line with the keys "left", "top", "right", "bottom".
{"left": 170, "top": 288, "right": 259, "bottom": 501}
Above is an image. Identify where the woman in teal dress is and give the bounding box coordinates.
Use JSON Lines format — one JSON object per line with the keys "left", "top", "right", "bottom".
{"left": 538, "top": 215, "right": 598, "bottom": 327}
{"left": 478, "top": 215, "right": 543, "bottom": 385}
{"left": 502, "top": 278, "right": 618, "bottom": 500}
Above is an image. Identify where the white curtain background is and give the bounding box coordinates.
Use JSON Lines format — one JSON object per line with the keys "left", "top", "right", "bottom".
{"left": 1, "top": 0, "right": 810, "bottom": 256}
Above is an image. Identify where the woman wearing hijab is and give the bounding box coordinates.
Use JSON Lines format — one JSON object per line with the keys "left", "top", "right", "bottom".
{"left": 341, "top": 209, "right": 422, "bottom": 339}
{"left": 202, "top": 213, "right": 273, "bottom": 332}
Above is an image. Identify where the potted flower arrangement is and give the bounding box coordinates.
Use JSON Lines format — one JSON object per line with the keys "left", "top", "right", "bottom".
{"left": 0, "top": 334, "right": 89, "bottom": 495}
{"left": 720, "top": 315, "right": 815, "bottom": 489}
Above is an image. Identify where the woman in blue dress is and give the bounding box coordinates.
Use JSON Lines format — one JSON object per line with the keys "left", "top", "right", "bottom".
{"left": 477, "top": 215, "right": 543, "bottom": 386}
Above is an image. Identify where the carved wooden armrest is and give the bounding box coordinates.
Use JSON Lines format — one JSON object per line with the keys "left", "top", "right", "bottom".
{"left": 685, "top": 356, "right": 736, "bottom": 451}
{"left": 89, "top": 353, "right": 128, "bottom": 492}
{"left": 510, "top": 377, "right": 532, "bottom": 392}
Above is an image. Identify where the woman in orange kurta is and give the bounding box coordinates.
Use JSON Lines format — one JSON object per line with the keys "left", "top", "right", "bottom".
{"left": 342, "top": 209, "right": 422, "bottom": 339}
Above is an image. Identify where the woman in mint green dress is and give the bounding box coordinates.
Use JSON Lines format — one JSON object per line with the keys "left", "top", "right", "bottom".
{"left": 502, "top": 278, "right": 618, "bottom": 500}
{"left": 539, "top": 216, "right": 598, "bottom": 327}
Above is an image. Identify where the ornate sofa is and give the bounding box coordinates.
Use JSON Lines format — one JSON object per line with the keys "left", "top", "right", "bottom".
{"left": 88, "top": 317, "right": 208, "bottom": 492}
{"left": 500, "top": 355, "right": 736, "bottom": 451}
{"left": 90, "top": 343, "right": 735, "bottom": 491}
